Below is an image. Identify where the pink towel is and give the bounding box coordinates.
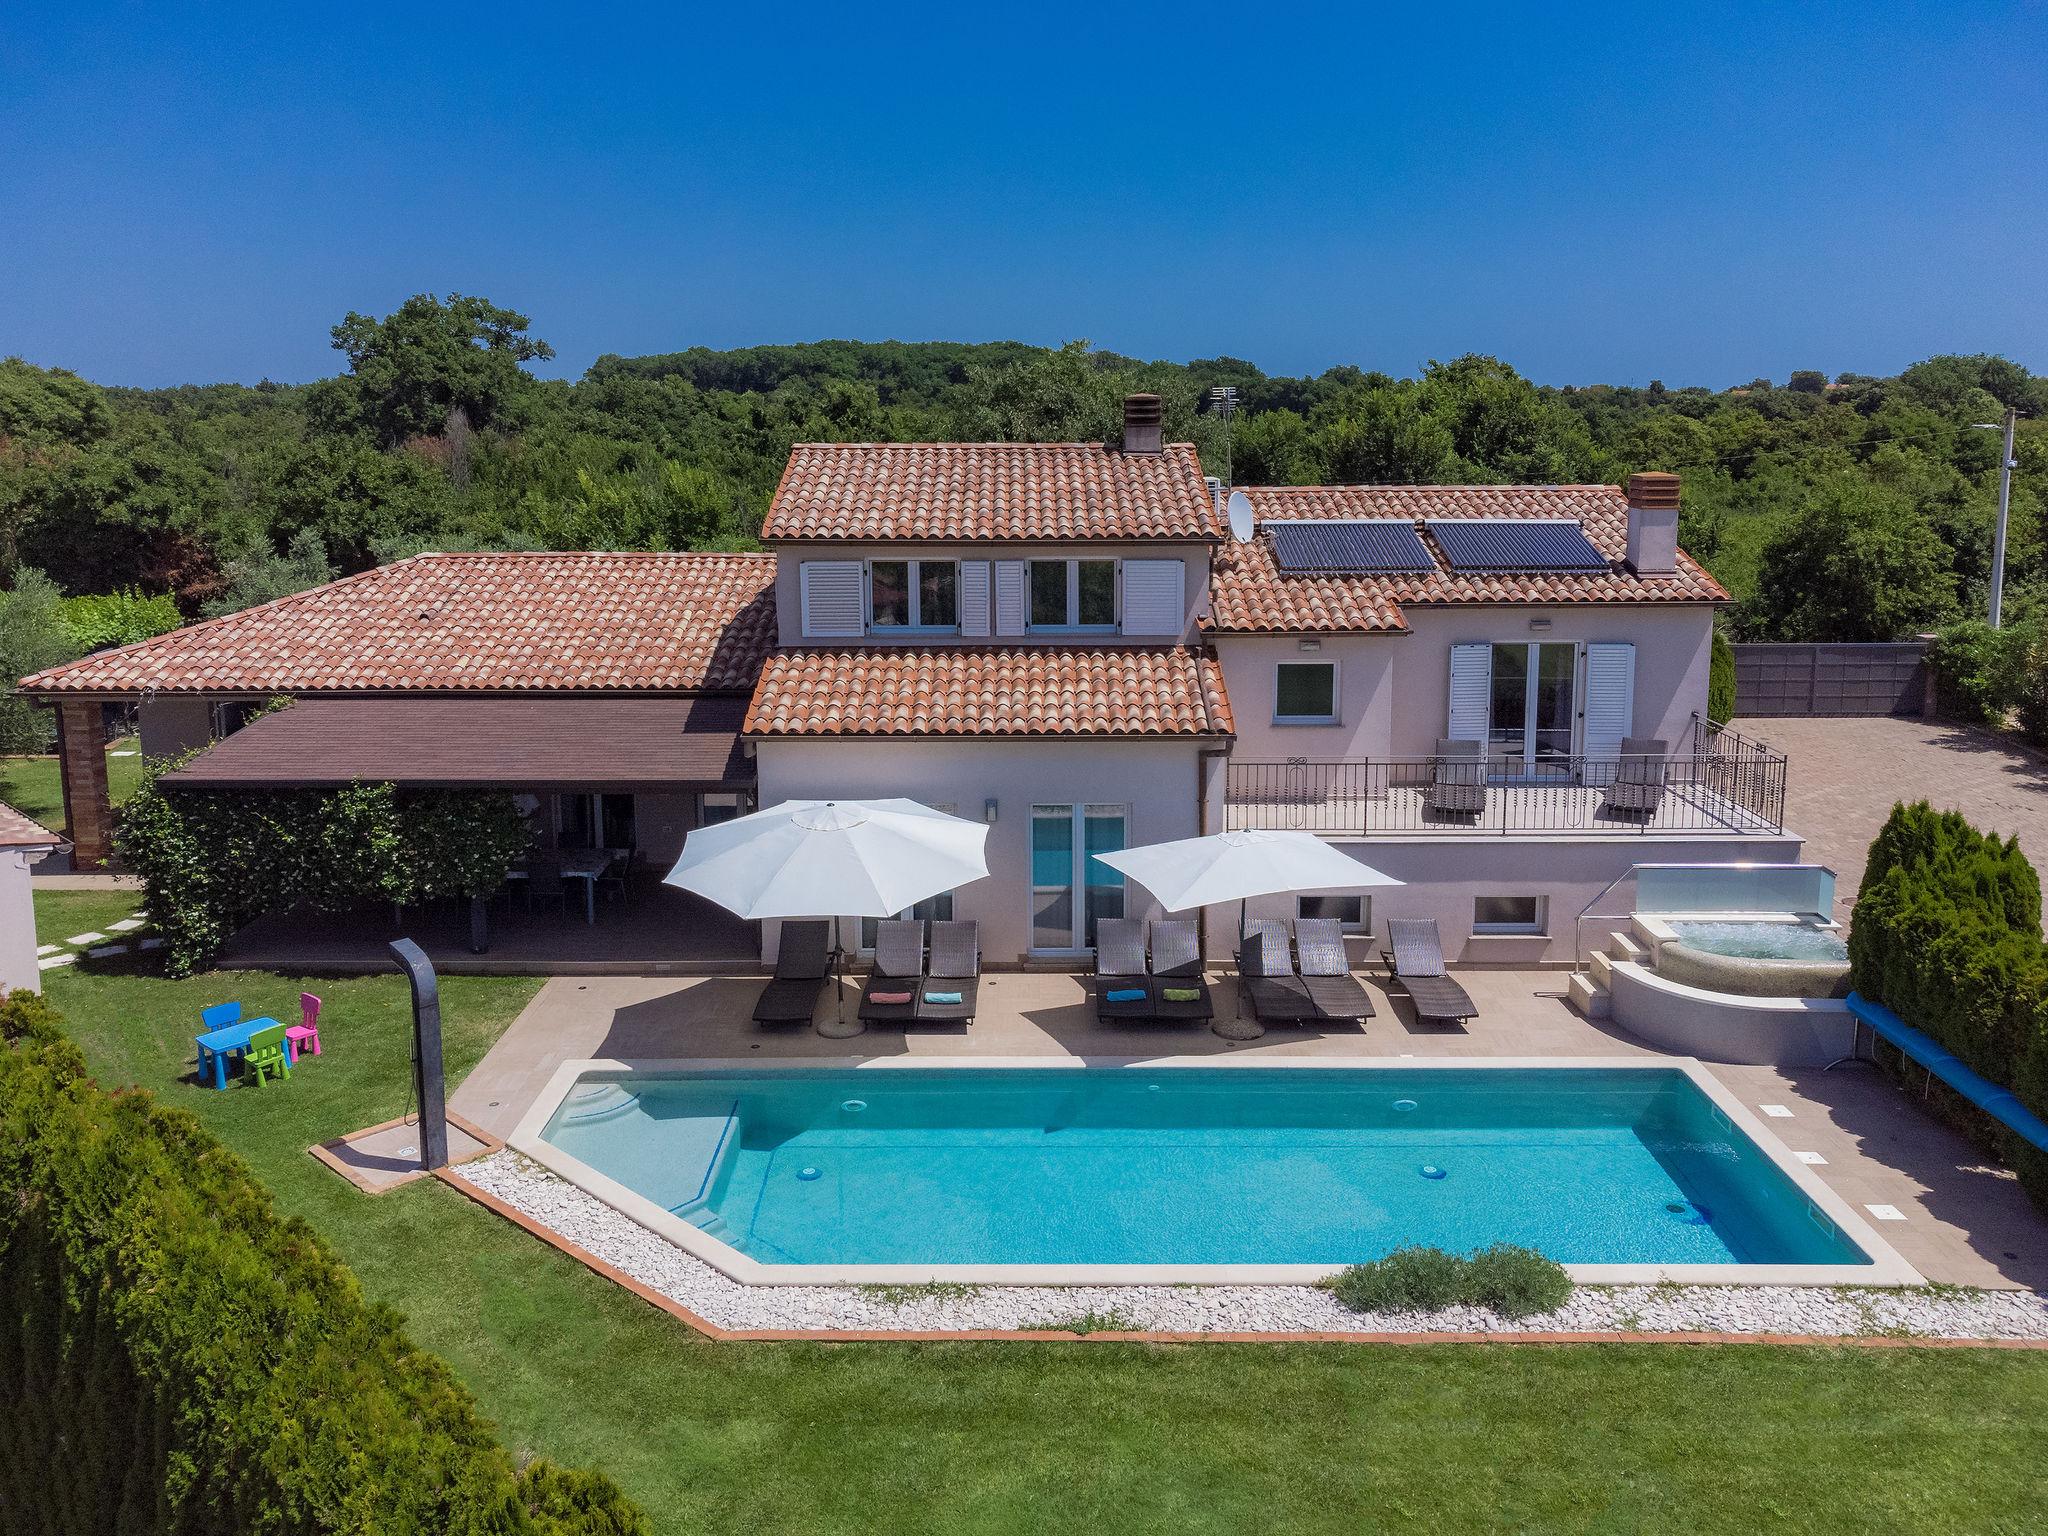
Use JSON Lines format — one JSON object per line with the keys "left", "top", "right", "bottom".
{"left": 869, "top": 989, "right": 914, "bottom": 1005}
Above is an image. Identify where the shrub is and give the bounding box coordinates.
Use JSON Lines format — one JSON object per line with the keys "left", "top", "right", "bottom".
{"left": 1851, "top": 801, "right": 2048, "bottom": 1209}
{"left": 0, "top": 990, "right": 647, "bottom": 1534}
{"left": 0, "top": 568, "right": 80, "bottom": 752}
{"left": 59, "top": 587, "right": 183, "bottom": 650}
{"left": 1928, "top": 618, "right": 2041, "bottom": 725}
{"left": 115, "top": 762, "right": 533, "bottom": 976}
{"left": 1322, "top": 1244, "right": 1570, "bottom": 1318}
{"left": 1707, "top": 627, "right": 1737, "bottom": 725}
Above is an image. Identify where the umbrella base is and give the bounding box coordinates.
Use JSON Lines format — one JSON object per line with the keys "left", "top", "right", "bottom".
{"left": 814, "top": 1013, "right": 866, "bottom": 1040}
{"left": 1211, "top": 1012, "right": 1266, "bottom": 1041}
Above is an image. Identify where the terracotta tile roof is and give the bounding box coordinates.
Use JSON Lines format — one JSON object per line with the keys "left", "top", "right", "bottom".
{"left": 19, "top": 552, "right": 779, "bottom": 696}
{"left": 744, "top": 646, "right": 1236, "bottom": 739}
{"left": 761, "top": 442, "right": 1225, "bottom": 543}
{"left": 0, "top": 801, "right": 65, "bottom": 850}
{"left": 1208, "top": 484, "right": 1727, "bottom": 634}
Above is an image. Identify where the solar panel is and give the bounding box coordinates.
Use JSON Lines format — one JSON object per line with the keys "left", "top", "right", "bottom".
{"left": 1425, "top": 519, "right": 1610, "bottom": 573}
{"left": 1270, "top": 520, "right": 1436, "bottom": 573}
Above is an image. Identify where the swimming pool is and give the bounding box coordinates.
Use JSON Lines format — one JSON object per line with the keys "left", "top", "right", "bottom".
{"left": 515, "top": 1059, "right": 1916, "bottom": 1285}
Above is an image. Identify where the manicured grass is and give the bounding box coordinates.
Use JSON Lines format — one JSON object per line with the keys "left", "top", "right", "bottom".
{"left": 0, "top": 734, "right": 146, "bottom": 834}
{"left": 33, "top": 886, "right": 147, "bottom": 949}
{"left": 37, "top": 917, "right": 2048, "bottom": 1534}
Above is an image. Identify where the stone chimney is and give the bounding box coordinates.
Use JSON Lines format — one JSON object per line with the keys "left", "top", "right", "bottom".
{"left": 1122, "top": 393, "right": 1164, "bottom": 455}
{"left": 1624, "top": 471, "right": 1681, "bottom": 575}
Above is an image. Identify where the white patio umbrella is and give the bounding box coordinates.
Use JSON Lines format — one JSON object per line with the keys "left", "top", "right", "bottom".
{"left": 664, "top": 798, "right": 990, "bottom": 1032}
{"left": 1092, "top": 828, "right": 1400, "bottom": 937}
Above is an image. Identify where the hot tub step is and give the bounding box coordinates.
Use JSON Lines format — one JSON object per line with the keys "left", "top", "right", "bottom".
{"left": 1610, "top": 929, "right": 1649, "bottom": 963}
{"left": 1567, "top": 971, "right": 1611, "bottom": 1020}
{"left": 1587, "top": 950, "right": 1614, "bottom": 988}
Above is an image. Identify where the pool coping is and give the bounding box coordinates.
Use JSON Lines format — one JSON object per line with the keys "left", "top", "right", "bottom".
{"left": 507, "top": 1055, "right": 1923, "bottom": 1289}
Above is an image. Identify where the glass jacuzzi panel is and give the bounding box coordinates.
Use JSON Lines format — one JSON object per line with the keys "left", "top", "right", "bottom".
{"left": 1636, "top": 865, "right": 1835, "bottom": 917}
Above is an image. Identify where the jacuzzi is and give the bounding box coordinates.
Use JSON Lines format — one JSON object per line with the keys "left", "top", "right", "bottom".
{"left": 1637, "top": 913, "right": 1851, "bottom": 1000}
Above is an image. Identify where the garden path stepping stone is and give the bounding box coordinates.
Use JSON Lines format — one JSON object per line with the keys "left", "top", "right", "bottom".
{"left": 66, "top": 931, "right": 108, "bottom": 946}
{"left": 138, "top": 938, "right": 165, "bottom": 951}
{"left": 110, "top": 917, "right": 146, "bottom": 932}
{"left": 36, "top": 943, "right": 61, "bottom": 955}
{"left": 38, "top": 954, "right": 76, "bottom": 971}
{"left": 87, "top": 944, "right": 128, "bottom": 958}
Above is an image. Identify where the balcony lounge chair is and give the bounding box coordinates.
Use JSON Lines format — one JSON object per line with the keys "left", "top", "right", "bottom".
{"left": 917, "top": 920, "right": 981, "bottom": 1025}
{"left": 1237, "top": 919, "right": 1318, "bottom": 1025}
{"left": 1425, "top": 738, "right": 1487, "bottom": 817}
{"left": 858, "top": 920, "right": 925, "bottom": 1026}
{"left": 752, "top": 919, "right": 839, "bottom": 1026}
{"left": 1380, "top": 918, "right": 1479, "bottom": 1028}
{"left": 1149, "top": 918, "right": 1215, "bottom": 1023}
{"left": 1093, "top": 917, "right": 1155, "bottom": 1023}
{"left": 1293, "top": 917, "right": 1375, "bottom": 1024}
{"left": 1599, "top": 736, "right": 1670, "bottom": 820}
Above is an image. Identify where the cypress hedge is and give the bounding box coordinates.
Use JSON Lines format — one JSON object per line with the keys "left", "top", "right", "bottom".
{"left": 1849, "top": 801, "right": 2048, "bottom": 1206}
{"left": 0, "top": 991, "right": 647, "bottom": 1535}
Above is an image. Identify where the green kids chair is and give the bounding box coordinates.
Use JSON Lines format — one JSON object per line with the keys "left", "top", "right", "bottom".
{"left": 242, "top": 1022, "right": 293, "bottom": 1087}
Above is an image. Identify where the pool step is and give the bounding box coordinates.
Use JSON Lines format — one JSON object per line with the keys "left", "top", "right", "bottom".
{"left": 1586, "top": 950, "right": 1614, "bottom": 988}
{"left": 1608, "top": 929, "right": 1648, "bottom": 964}
{"left": 1567, "top": 970, "right": 1611, "bottom": 1020}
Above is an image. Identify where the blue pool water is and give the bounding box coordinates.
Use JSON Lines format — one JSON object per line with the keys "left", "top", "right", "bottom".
{"left": 1668, "top": 920, "right": 1848, "bottom": 963}
{"left": 539, "top": 1067, "right": 1870, "bottom": 1269}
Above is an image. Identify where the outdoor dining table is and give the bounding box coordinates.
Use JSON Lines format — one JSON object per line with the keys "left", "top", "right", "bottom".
{"left": 193, "top": 1016, "right": 291, "bottom": 1090}
{"left": 557, "top": 848, "right": 612, "bottom": 924}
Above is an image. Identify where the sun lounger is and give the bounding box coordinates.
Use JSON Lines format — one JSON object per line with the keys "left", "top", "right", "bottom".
{"left": 858, "top": 920, "right": 925, "bottom": 1025}
{"left": 917, "top": 920, "right": 980, "bottom": 1024}
{"left": 1237, "top": 919, "right": 1317, "bottom": 1024}
{"left": 1380, "top": 918, "right": 1478, "bottom": 1026}
{"left": 1425, "top": 738, "right": 1487, "bottom": 817}
{"left": 1599, "top": 736, "right": 1670, "bottom": 819}
{"left": 1148, "top": 918, "right": 1215, "bottom": 1022}
{"left": 1293, "top": 917, "right": 1375, "bottom": 1023}
{"left": 1093, "top": 917, "right": 1155, "bottom": 1022}
{"left": 753, "top": 919, "right": 838, "bottom": 1026}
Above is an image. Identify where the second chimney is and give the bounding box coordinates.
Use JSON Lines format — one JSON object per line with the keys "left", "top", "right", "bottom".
{"left": 1624, "top": 471, "right": 1681, "bottom": 575}
{"left": 1122, "top": 393, "right": 1164, "bottom": 455}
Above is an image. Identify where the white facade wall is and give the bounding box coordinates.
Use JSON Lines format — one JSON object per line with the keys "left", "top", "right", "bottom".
{"left": 2, "top": 849, "right": 48, "bottom": 994}
{"left": 754, "top": 737, "right": 1216, "bottom": 964}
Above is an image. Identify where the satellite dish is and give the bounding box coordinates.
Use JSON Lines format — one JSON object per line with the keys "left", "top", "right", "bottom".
{"left": 1226, "top": 489, "right": 1255, "bottom": 543}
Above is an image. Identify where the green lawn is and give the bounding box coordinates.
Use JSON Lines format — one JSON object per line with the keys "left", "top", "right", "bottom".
{"left": 35, "top": 887, "right": 147, "bottom": 949}
{"left": 36, "top": 891, "right": 2048, "bottom": 1534}
{"left": 0, "top": 734, "right": 147, "bottom": 833}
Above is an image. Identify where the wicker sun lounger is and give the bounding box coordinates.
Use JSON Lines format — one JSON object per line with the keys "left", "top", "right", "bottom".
{"left": 1381, "top": 918, "right": 1478, "bottom": 1026}
{"left": 752, "top": 918, "right": 838, "bottom": 1025}
{"left": 1599, "top": 736, "right": 1670, "bottom": 819}
{"left": 1093, "top": 917, "right": 1155, "bottom": 1022}
{"left": 1237, "top": 919, "right": 1317, "bottom": 1024}
{"left": 1293, "top": 917, "right": 1375, "bottom": 1023}
{"left": 1425, "top": 738, "right": 1487, "bottom": 817}
{"left": 916, "top": 920, "right": 981, "bottom": 1024}
{"left": 1148, "top": 918, "right": 1215, "bottom": 1023}
{"left": 858, "top": 920, "right": 925, "bottom": 1025}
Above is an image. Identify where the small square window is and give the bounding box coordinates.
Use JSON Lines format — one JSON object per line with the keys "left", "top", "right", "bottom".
{"left": 1298, "top": 893, "right": 1367, "bottom": 933}
{"left": 1275, "top": 662, "right": 1337, "bottom": 723}
{"left": 1473, "top": 895, "right": 1546, "bottom": 935}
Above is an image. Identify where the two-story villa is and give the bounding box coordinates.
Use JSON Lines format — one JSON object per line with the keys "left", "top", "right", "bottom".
{"left": 19, "top": 394, "right": 1801, "bottom": 970}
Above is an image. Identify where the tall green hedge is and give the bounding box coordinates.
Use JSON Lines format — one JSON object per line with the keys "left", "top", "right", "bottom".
{"left": 0, "top": 990, "right": 647, "bottom": 1535}
{"left": 115, "top": 765, "right": 532, "bottom": 976}
{"left": 1849, "top": 801, "right": 2048, "bottom": 1206}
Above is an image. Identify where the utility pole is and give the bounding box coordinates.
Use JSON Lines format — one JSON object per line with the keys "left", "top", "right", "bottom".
{"left": 1979, "top": 406, "right": 2019, "bottom": 628}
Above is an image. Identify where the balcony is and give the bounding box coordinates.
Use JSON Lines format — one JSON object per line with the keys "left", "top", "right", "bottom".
{"left": 1225, "top": 719, "right": 1788, "bottom": 838}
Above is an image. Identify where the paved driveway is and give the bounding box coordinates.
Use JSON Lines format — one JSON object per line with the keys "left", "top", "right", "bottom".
{"left": 1738, "top": 716, "right": 2048, "bottom": 916}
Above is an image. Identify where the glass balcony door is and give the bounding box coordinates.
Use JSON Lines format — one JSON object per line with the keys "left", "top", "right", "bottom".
{"left": 1487, "top": 642, "right": 1578, "bottom": 780}
{"left": 1031, "top": 803, "right": 1126, "bottom": 951}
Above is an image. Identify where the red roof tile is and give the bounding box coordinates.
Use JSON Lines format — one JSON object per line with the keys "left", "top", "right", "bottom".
{"left": 744, "top": 646, "right": 1236, "bottom": 739}
{"left": 1208, "top": 484, "right": 1727, "bottom": 634}
{"left": 20, "top": 552, "right": 778, "bottom": 696}
{"left": 0, "top": 801, "right": 65, "bottom": 850}
{"left": 761, "top": 442, "right": 1224, "bottom": 543}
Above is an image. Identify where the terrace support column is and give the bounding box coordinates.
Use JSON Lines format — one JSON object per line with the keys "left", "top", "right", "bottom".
{"left": 54, "top": 701, "right": 113, "bottom": 869}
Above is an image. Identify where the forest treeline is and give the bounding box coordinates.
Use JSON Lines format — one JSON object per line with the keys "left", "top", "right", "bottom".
{"left": 1, "top": 294, "right": 2041, "bottom": 647}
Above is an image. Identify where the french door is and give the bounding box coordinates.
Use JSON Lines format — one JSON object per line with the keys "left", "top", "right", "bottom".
{"left": 1031, "top": 803, "right": 1126, "bottom": 951}
{"left": 1488, "top": 643, "right": 1578, "bottom": 779}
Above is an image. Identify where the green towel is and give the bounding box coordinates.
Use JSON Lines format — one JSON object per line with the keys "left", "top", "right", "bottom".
{"left": 1161, "top": 987, "right": 1201, "bottom": 1003}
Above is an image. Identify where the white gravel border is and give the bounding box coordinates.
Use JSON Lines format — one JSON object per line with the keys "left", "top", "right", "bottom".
{"left": 453, "top": 1150, "right": 2048, "bottom": 1340}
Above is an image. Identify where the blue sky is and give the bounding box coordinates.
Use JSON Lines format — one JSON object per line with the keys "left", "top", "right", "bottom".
{"left": 2, "top": 2, "right": 2042, "bottom": 388}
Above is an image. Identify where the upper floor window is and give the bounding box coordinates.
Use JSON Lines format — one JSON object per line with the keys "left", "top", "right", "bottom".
{"left": 1274, "top": 661, "right": 1338, "bottom": 724}
{"left": 870, "top": 559, "right": 958, "bottom": 630}
{"left": 1029, "top": 558, "right": 1116, "bottom": 629}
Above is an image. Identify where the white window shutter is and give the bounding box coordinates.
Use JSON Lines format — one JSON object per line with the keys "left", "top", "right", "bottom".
{"left": 1447, "top": 643, "right": 1491, "bottom": 742}
{"left": 994, "top": 560, "right": 1027, "bottom": 636}
{"left": 1583, "top": 642, "right": 1636, "bottom": 763}
{"left": 1119, "top": 559, "right": 1183, "bottom": 637}
{"left": 799, "top": 561, "right": 864, "bottom": 639}
{"left": 959, "top": 560, "right": 992, "bottom": 638}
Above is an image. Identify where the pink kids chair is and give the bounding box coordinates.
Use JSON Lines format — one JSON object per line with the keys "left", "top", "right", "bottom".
{"left": 286, "top": 992, "right": 323, "bottom": 1061}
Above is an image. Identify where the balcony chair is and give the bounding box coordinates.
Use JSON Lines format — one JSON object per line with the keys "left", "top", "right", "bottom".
{"left": 916, "top": 920, "right": 981, "bottom": 1024}
{"left": 1425, "top": 738, "right": 1487, "bottom": 818}
{"left": 1093, "top": 917, "right": 1155, "bottom": 1022}
{"left": 858, "top": 920, "right": 925, "bottom": 1026}
{"left": 1293, "top": 917, "right": 1375, "bottom": 1024}
{"left": 1380, "top": 918, "right": 1479, "bottom": 1028}
{"left": 1148, "top": 918, "right": 1215, "bottom": 1023}
{"left": 752, "top": 919, "right": 839, "bottom": 1026}
{"left": 1237, "top": 919, "right": 1317, "bottom": 1025}
{"left": 1599, "top": 737, "right": 1671, "bottom": 820}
